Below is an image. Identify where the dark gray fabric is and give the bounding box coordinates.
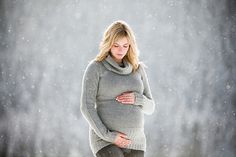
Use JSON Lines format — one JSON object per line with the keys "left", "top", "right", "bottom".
{"left": 96, "top": 144, "right": 144, "bottom": 157}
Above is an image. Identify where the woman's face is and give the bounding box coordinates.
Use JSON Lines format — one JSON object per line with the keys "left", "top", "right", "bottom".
{"left": 110, "top": 37, "right": 129, "bottom": 63}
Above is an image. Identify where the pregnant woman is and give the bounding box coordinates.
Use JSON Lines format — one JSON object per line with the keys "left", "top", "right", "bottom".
{"left": 80, "top": 20, "right": 156, "bottom": 157}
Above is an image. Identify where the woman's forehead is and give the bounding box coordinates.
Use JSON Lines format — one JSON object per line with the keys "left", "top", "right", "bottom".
{"left": 114, "top": 37, "right": 129, "bottom": 45}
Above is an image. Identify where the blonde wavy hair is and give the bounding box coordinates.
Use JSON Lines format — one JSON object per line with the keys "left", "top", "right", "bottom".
{"left": 95, "top": 20, "right": 140, "bottom": 72}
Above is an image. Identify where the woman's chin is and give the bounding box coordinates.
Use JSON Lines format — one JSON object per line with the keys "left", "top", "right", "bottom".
{"left": 115, "top": 55, "right": 124, "bottom": 59}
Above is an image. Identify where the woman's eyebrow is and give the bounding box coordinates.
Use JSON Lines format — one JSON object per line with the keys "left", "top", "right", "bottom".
{"left": 114, "top": 43, "right": 129, "bottom": 46}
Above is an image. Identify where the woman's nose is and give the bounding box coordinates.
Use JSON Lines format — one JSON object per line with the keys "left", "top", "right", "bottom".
{"left": 118, "top": 46, "right": 123, "bottom": 51}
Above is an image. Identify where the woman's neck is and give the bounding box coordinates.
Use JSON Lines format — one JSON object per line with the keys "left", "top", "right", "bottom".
{"left": 111, "top": 56, "right": 123, "bottom": 64}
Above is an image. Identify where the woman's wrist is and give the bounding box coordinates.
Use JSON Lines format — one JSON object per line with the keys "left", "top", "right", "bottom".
{"left": 104, "top": 131, "right": 119, "bottom": 143}
{"left": 133, "top": 92, "right": 144, "bottom": 106}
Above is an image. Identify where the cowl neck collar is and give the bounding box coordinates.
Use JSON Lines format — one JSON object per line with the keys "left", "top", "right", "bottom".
{"left": 102, "top": 54, "right": 133, "bottom": 75}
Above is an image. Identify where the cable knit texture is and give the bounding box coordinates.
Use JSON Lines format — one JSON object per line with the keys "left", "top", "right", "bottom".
{"left": 80, "top": 54, "right": 156, "bottom": 156}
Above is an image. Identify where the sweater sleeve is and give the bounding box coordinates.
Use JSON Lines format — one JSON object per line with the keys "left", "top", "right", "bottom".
{"left": 80, "top": 61, "right": 118, "bottom": 142}
{"left": 133, "top": 63, "right": 156, "bottom": 115}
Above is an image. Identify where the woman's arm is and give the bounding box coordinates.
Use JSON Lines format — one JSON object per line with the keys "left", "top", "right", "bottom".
{"left": 133, "top": 63, "right": 156, "bottom": 115}
{"left": 80, "top": 61, "right": 118, "bottom": 142}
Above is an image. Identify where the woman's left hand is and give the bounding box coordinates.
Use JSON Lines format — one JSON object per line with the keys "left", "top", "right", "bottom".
{"left": 116, "top": 91, "right": 135, "bottom": 105}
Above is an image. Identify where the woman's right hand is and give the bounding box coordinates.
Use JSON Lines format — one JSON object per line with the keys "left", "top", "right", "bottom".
{"left": 113, "top": 132, "right": 131, "bottom": 148}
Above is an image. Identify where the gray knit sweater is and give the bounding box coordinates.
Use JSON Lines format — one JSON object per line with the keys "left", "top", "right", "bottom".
{"left": 80, "top": 54, "right": 155, "bottom": 156}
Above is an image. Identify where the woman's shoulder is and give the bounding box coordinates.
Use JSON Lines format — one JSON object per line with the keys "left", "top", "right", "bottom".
{"left": 136, "top": 61, "right": 150, "bottom": 80}
{"left": 85, "top": 59, "right": 103, "bottom": 73}
{"left": 87, "top": 59, "right": 102, "bottom": 67}
{"left": 137, "top": 61, "right": 148, "bottom": 72}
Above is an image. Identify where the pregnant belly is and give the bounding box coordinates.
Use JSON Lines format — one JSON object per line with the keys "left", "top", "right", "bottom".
{"left": 96, "top": 100, "right": 144, "bottom": 130}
